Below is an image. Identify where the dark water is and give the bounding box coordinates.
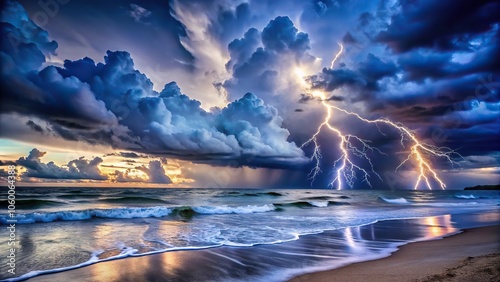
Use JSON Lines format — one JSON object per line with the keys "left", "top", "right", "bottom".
{"left": 0, "top": 188, "right": 499, "bottom": 281}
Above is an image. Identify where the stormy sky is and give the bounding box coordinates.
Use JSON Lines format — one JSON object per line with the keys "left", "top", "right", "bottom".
{"left": 0, "top": 0, "right": 498, "bottom": 189}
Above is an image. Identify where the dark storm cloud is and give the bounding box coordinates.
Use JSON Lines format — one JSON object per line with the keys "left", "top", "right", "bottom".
{"left": 16, "top": 148, "right": 107, "bottom": 180}
{"left": 311, "top": 68, "right": 366, "bottom": 92}
{"left": 114, "top": 170, "right": 142, "bottom": 183}
{"left": 102, "top": 151, "right": 150, "bottom": 159}
{"left": 261, "top": 16, "right": 309, "bottom": 54}
{"left": 169, "top": 0, "right": 254, "bottom": 45}
{"left": 114, "top": 160, "right": 172, "bottom": 184}
{"left": 298, "top": 0, "right": 384, "bottom": 62}
{"left": 226, "top": 27, "right": 261, "bottom": 72}
{"left": 135, "top": 89, "right": 305, "bottom": 168}
{"left": 458, "top": 155, "right": 500, "bottom": 169}
{"left": 358, "top": 54, "right": 398, "bottom": 82}
{"left": 342, "top": 32, "right": 358, "bottom": 44}
{"left": 26, "top": 120, "right": 44, "bottom": 133}
{"left": 2, "top": 0, "right": 499, "bottom": 188}
{"left": 298, "top": 93, "right": 344, "bottom": 104}
{"left": 309, "top": 53, "right": 396, "bottom": 93}
{"left": 397, "top": 32, "right": 500, "bottom": 83}
{"left": 0, "top": 160, "right": 16, "bottom": 166}
{"left": 368, "top": 33, "right": 499, "bottom": 131}
{"left": 326, "top": 95, "right": 344, "bottom": 102}
{"left": 376, "top": 0, "right": 500, "bottom": 53}
{"left": 137, "top": 160, "right": 172, "bottom": 184}
{"left": 0, "top": 1, "right": 122, "bottom": 139}
{"left": 298, "top": 93, "right": 314, "bottom": 104}
{"left": 17, "top": 0, "right": 195, "bottom": 70}
{"left": 101, "top": 164, "right": 131, "bottom": 170}
{"left": 310, "top": 65, "right": 498, "bottom": 165}
{"left": 224, "top": 16, "right": 317, "bottom": 98}
{"left": 0, "top": 2, "right": 306, "bottom": 169}
{"left": 205, "top": 1, "right": 253, "bottom": 45}
{"left": 295, "top": 0, "right": 499, "bottom": 186}
{"left": 0, "top": 0, "right": 58, "bottom": 70}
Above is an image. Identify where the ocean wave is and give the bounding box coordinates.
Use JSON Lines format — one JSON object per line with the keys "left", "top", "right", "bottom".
{"left": 0, "top": 204, "right": 277, "bottom": 224}
{"left": 97, "top": 196, "right": 169, "bottom": 204}
{"left": 274, "top": 201, "right": 350, "bottom": 208}
{"left": 307, "top": 201, "right": 329, "bottom": 207}
{"left": 454, "top": 194, "right": 477, "bottom": 199}
{"left": 379, "top": 197, "right": 410, "bottom": 204}
{"left": 191, "top": 204, "right": 276, "bottom": 214}
{"left": 419, "top": 202, "right": 479, "bottom": 207}
{"left": 301, "top": 196, "right": 333, "bottom": 201}
{"left": 56, "top": 194, "right": 102, "bottom": 199}
{"left": 1, "top": 206, "right": 174, "bottom": 224}
{"left": 216, "top": 191, "right": 284, "bottom": 198}
{"left": 241, "top": 193, "right": 260, "bottom": 196}
{"left": 264, "top": 192, "right": 283, "bottom": 197}
{"left": 0, "top": 199, "right": 67, "bottom": 209}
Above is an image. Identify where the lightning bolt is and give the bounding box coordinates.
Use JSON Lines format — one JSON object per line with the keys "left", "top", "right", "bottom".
{"left": 330, "top": 42, "right": 344, "bottom": 69}
{"left": 298, "top": 43, "right": 460, "bottom": 190}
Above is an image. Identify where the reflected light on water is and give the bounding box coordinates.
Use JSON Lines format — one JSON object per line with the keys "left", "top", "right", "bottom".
{"left": 423, "top": 214, "right": 457, "bottom": 238}
{"left": 343, "top": 226, "right": 364, "bottom": 252}
{"left": 88, "top": 245, "right": 187, "bottom": 280}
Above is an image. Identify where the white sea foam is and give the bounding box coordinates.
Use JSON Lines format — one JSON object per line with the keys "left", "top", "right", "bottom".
{"left": 420, "top": 202, "right": 479, "bottom": 207}
{"left": 379, "top": 197, "right": 409, "bottom": 204}
{"left": 0, "top": 204, "right": 277, "bottom": 224}
{"left": 0, "top": 206, "right": 174, "bottom": 224}
{"left": 4, "top": 248, "right": 139, "bottom": 282}
{"left": 454, "top": 194, "right": 476, "bottom": 199}
{"left": 307, "top": 201, "right": 329, "bottom": 207}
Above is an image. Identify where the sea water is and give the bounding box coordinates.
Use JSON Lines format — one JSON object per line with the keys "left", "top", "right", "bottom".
{"left": 0, "top": 188, "right": 499, "bottom": 281}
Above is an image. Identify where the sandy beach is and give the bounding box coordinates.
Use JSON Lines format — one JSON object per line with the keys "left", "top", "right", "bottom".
{"left": 290, "top": 225, "right": 500, "bottom": 282}
{"left": 25, "top": 223, "right": 500, "bottom": 282}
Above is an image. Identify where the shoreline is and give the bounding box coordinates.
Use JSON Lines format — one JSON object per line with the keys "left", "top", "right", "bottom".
{"left": 289, "top": 225, "right": 500, "bottom": 282}
{"left": 11, "top": 213, "right": 500, "bottom": 282}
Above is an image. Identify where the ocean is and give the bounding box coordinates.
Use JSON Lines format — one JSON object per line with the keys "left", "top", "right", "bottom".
{"left": 1, "top": 188, "right": 499, "bottom": 281}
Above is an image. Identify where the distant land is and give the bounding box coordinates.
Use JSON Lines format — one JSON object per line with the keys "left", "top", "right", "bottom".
{"left": 463, "top": 184, "right": 500, "bottom": 190}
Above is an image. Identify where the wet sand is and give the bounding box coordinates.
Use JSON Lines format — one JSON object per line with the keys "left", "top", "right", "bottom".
{"left": 290, "top": 225, "right": 500, "bottom": 282}
{"left": 24, "top": 220, "right": 500, "bottom": 282}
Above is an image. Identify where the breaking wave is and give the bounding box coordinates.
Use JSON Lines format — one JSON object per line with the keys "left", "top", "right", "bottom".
{"left": 0, "top": 204, "right": 277, "bottom": 224}
{"left": 379, "top": 197, "right": 410, "bottom": 204}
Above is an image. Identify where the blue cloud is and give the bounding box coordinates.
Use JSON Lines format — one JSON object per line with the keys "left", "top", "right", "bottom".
{"left": 0, "top": 4, "right": 306, "bottom": 168}
{"left": 0, "top": 0, "right": 57, "bottom": 71}
{"left": 16, "top": 148, "right": 107, "bottom": 180}
{"left": 376, "top": 0, "right": 500, "bottom": 53}
{"left": 224, "top": 16, "right": 317, "bottom": 99}
{"left": 261, "top": 16, "right": 310, "bottom": 54}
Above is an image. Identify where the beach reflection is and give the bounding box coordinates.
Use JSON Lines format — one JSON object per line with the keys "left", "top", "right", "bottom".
{"left": 88, "top": 247, "right": 223, "bottom": 281}
{"left": 90, "top": 254, "right": 155, "bottom": 281}
{"left": 343, "top": 226, "right": 365, "bottom": 252}
{"left": 25, "top": 211, "right": 500, "bottom": 282}
{"left": 422, "top": 215, "right": 457, "bottom": 238}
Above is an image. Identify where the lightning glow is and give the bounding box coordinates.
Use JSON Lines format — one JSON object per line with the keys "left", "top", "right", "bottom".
{"left": 298, "top": 43, "right": 460, "bottom": 190}
{"left": 330, "top": 42, "right": 344, "bottom": 69}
